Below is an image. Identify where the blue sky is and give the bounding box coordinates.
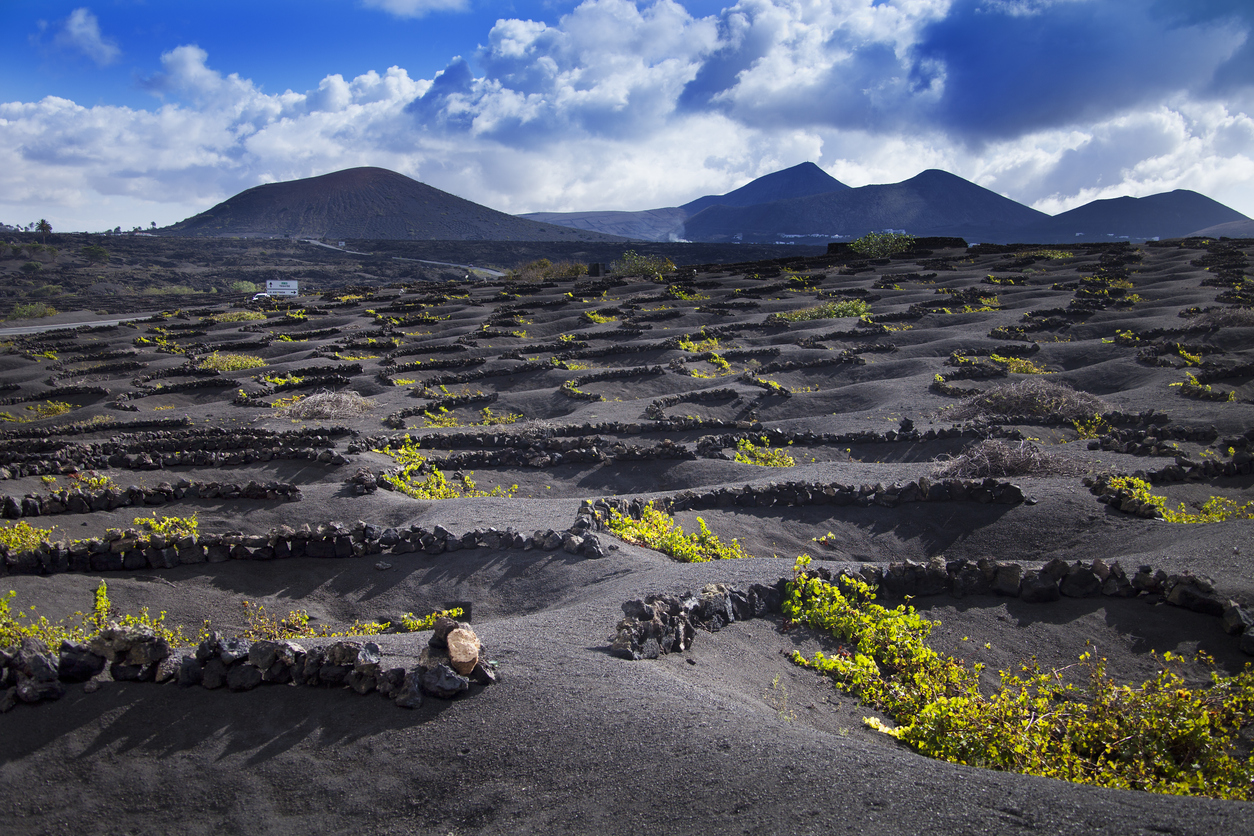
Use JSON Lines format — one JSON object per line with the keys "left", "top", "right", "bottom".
{"left": 2, "top": 0, "right": 1251, "bottom": 232}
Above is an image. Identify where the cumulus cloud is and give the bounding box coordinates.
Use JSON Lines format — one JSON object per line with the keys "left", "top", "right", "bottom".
{"left": 910, "top": 0, "right": 1247, "bottom": 140}
{"left": 53, "top": 7, "right": 121, "bottom": 66}
{"left": 2, "top": 0, "right": 1252, "bottom": 232}
{"left": 360, "top": 0, "right": 469, "bottom": 18}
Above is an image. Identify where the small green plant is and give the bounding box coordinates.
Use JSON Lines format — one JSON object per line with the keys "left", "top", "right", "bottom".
{"left": 990, "top": 354, "right": 1051, "bottom": 375}
{"left": 605, "top": 503, "right": 752, "bottom": 563}
{"left": 81, "top": 244, "right": 109, "bottom": 265}
{"left": 229, "top": 281, "right": 260, "bottom": 294}
{"left": 665, "top": 285, "right": 708, "bottom": 301}
{"left": 198, "top": 351, "right": 267, "bottom": 372}
{"left": 1, "top": 581, "right": 190, "bottom": 650}
{"left": 376, "top": 436, "right": 516, "bottom": 500}
{"left": 1172, "top": 371, "right": 1235, "bottom": 402}
{"left": 609, "top": 250, "right": 675, "bottom": 279}
{"left": 849, "top": 232, "right": 915, "bottom": 258}
{"left": 734, "top": 437, "right": 796, "bottom": 467}
{"left": 676, "top": 333, "right": 721, "bottom": 352}
{"left": 18, "top": 400, "right": 73, "bottom": 420}
{"left": 212, "top": 310, "right": 268, "bottom": 323}
{"left": 398, "top": 607, "right": 465, "bottom": 632}
{"left": 478, "top": 407, "right": 522, "bottom": 425}
{"left": 583, "top": 311, "right": 617, "bottom": 324}
{"left": 0, "top": 520, "right": 53, "bottom": 553}
{"left": 1072, "top": 414, "right": 1113, "bottom": 439}
{"left": 420, "top": 406, "right": 461, "bottom": 428}
{"left": 69, "top": 470, "right": 116, "bottom": 491}
{"left": 8, "top": 302, "right": 58, "bottom": 320}
{"left": 132, "top": 512, "right": 199, "bottom": 539}
{"left": 771, "top": 299, "right": 870, "bottom": 323}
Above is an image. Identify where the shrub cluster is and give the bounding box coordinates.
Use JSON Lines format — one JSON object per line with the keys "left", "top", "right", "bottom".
{"left": 605, "top": 503, "right": 751, "bottom": 563}
{"left": 783, "top": 557, "right": 1254, "bottom": 800}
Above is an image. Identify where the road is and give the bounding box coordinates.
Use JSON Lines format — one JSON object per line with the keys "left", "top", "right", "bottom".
{"left": 300, "top": 238, "right": 505, "bottom": 277}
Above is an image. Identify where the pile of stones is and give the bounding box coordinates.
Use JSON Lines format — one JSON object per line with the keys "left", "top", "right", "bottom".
{"left": 0, "top": 616, "right": 496, "bottom": 713}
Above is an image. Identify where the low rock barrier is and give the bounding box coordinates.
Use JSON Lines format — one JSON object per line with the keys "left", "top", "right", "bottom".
{"left": 2, "top": 511, "right": 614, "bottom": 576}
{"left": 610, "top": 560, "right": 1254, "bottom": 662}
{"left": 586, "top": 476, "right": 1028, "bottom": 518}
{"left": 0, "top": 478, "right": 301, "bottom": 522}
{"left": 0, "top": 616, "right": 495, "bottom": 713}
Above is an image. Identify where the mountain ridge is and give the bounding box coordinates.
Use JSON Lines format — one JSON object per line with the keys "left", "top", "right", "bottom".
{"left": 161, "top": 167, "right": 625, "bottom": 242}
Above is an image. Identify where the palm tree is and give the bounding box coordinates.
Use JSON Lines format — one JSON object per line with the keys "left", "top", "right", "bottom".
{"left": 36, "top": 219, "right": 51, "bottom": 245}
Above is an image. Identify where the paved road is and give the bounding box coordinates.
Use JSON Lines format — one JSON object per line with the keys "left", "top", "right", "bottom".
{"left": 300, "top": 238, "right": 505, "bottom": 277}
{"left": 0, "top": 315, "right": 150, "bottom": 337}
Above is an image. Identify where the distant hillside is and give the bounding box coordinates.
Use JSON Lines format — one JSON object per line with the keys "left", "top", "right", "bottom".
{"left": 1012, "top": 191, "right": 1250, "bottom": 243}
{"left": 1187, "top": 219, "right": 1254, "bottom": 238}
{"left": 679, "top": 162, "right": 848, "bottom": 215}
{"left": 517, "top": 208, "right": 687, "bottom": 242}
{"left": 680, "top": 170, "right": 1050, "bottom": 243}
{"left": 162, "top": 167, "right": 624, "bottom": 242}
{"left": 519, "top": 162, "right": 847, "bottom": 242}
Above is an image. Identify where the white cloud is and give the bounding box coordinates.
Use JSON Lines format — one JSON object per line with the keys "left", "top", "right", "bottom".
{"left": 360, "top": 0, "right": 469, "bottom": 18}
{"left": 2, "top": 0, "right": 1252, "bottom": 232}
{"left": 54, "top": 7, "right": 121, "bottom": 67}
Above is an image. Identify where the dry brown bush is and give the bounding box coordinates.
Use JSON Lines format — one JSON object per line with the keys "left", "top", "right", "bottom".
{"left": 279, "top": 390, "right": 375, "bottom": 419}
{"left": 1194, "top": 307, "right": 1254, "bottom": 328}
{"left": 931, "top": 439, "right": 1090, "bottom": 479}
{"left": 943, "top": 378, "right": 1110, "bottom": 421}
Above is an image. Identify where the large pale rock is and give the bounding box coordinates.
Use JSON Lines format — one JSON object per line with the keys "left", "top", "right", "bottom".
{"left": 446, "top": 628, "right": 481, "bottom": 675}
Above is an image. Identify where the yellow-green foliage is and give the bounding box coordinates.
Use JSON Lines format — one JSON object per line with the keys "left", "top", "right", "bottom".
{"left": 1104, "top": 476, "right": 1253, "bottom": 523}
{"left": 665, "top": 284, "right": 708, "bottom": 301}
{"left": 478, "top": 407, "right": 522, "bottom": 425}
{"left": 850, "top": 232, "right": 915, "bottom": 258}
{"left": 27, "top": 400, "right": 73, "bottom": 419}
{"left": 376, "top": 436, "right": 517, "bottom": 500}
{"left": 212, "top": 311, "right": 267, "bottom": 323}
{"left": 1172, "top": 371, "right": 1235, "bottom": 401}
{"left": 706, "top": 353, "right": 733, "bottom": 376}
{"left": 198, "top": 351, "right": 267, "bottom": 372}
{"left": 772, "top": 299, "right": 870, "bottom": 322}
{"left": 69, "top": 470, "right": 116, "bottom": 491}
{"left": 261, "top": 372, "right": 305, "bottom": 386}
{"left": 0, "top": 521, "right": 52, "bottom": 553}
{"left": 1072, "top": 414, "right": 1113, "bottom": 439}
{"left": 605, "top": 504, "right": 752, "bottom": 563}
{"left": 420, "top": 406, "right": 523, "bottom": 428}
{"left": 990, "top": 354, "right": 1051, "bottom": 374}
{"left": 420, "top": 406, "right": 461, "bottom": 428}
{"left": 133, "top": 512, "right": 198, "bottom": 539}
{"left": 734, "top": 437, "right": 796, "bottom": 467}
{"left": 583, "top": 310, "right": 617, "bottom": 324}
{"left": 676, "top": 333, "right": 721, "bottom": 352}
{"left": 399, "top": 607, "right": 465, "bottom": 632}
{"left": 1, "top": 581, "right": 189, "bottom": 650}
{"left": 784, "top": 556, "right": 1254, "bottom": 800}
{"left": 239, "top": 600, "right": 388, "bottom": 641}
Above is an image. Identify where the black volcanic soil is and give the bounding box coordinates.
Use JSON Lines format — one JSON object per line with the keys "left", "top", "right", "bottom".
{"left": 1, "top": 237, "right": 1254, "bottom": 834}
{"left": 0, "top": 232, "right": 826, "bottom": 317}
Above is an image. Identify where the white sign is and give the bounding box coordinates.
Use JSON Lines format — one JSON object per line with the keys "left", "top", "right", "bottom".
{"left": 266, "top": 280, "right": 299, "bottom": 296}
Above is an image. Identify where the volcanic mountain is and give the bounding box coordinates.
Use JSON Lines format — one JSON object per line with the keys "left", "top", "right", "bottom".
{"left": 1014, "top": 190, "right": 1251, "bottom": 243}
{"left": 520, "top": 162, "right": 846, "bottom": 242}
{"left": 526, "top": 163, "right": 1250, "bottom": 245}
{"left": 161, "top": 167, "right": 624, "bottom": 242}
{"left": 680, "top": 169, "right": 1050, "bottom": 243}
